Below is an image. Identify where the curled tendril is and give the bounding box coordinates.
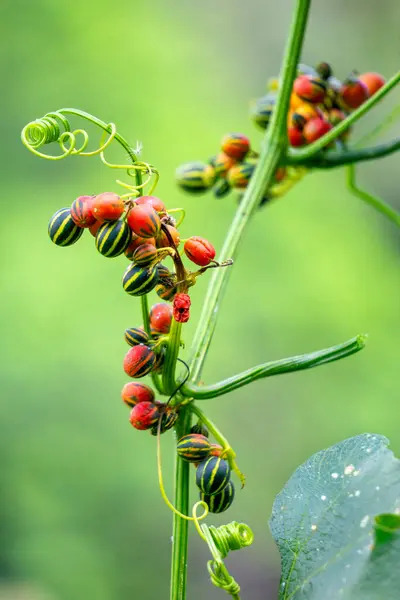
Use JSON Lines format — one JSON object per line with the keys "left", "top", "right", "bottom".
{"left": 192, "top": 503, "right": 254, "bottom": 600}
{"left": 21, "top": 109, "right": 159, "bottom": 196}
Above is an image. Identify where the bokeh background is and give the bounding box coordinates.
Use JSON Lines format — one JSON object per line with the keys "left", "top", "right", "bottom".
{"left": 1, "top": 0, "right": 399, "bottom": 598}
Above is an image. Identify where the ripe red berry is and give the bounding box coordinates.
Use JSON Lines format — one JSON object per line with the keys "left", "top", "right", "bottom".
{"left": 303, "top": 117, "right": 332, "bottom": 144}
{"left": 288, "top": 126, "right": 305, "bottom": 147}
{"left": 339, "top": 79, "right": 369, "bottom": 110}
{"left": 88, "top": 220, "right": 103, "bottom": 237}
{"left": 123, "top": 344, "right": 156, "bottom": 378}
{"left": 124, "top": 235, "right": 156, "bottom": 259}
{"left": 92, "top": 192, "right": 125, "bottom": 222}
{"left": 156, "top": 225, "right": 181, "bottom": 248}
{"left": 173, "top": 293, "right": 191, "bottom": 323}
{"left": 121, "top": 382, "right": 155, "bottom": 407}
{"left": 135, "top": 195, "right": 167, "bottom": 214}
{"left": 293, "top": 75, "right": 326, "bottom": 103}
{"left": 127, "top": 204, "right": 161, "bottom": 239}
{"left": 184, "top": 236, "right": 216, "bottom": 267}
{"left": 221, "top": 134, "right": 250, "bottom": 161}
{"left": 358, "top": 72, "right": 385, "bottom": 96}
{"left": 70, "top": 195, "right": 96, "bottom": 227}
{"left": 149, "top": 303, "right": 173, "bottom": 335}
{"left": 129, "top": 401, "right": 159, "bottom": 430}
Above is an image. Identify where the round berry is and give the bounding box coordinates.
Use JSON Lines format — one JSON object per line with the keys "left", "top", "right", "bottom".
{"left": 213, "top": 152, "right": 236, "bottom": 178}
{"left": 123, "top": 344, "right": 156, "bottom": 378}
{"left": 156, "top": 282, "right": 177, "bottom": 301}
{"left": 124, "top": 327, "right": 149, "bottom": 347}
{"left": 289, "top": 103, "right": 322, "bottom": 129}
{"left": 227, "top": 163, "right": 255, "bottom": 188}
{"left": 175, "top": 162, "right": 216, "bottom": 192}
{"left": 177, "top": 434, "right": 211, "bottom": 463}
{"left": 196, "top": 456, "right": 231, "bottom": 495}
{"left": 293, "top": 75, "right": 326, "bottom": 103}
{"left": 221, "top": 133, "right": 250, "bottom": 161}
{"left": 339, "top": 79, "right": 369, "bottom": 110}
{"left": 135, "top": 195, "right": 167, "bottom": 214}
{"left": 250, "top": 94, "right": 276, "bottom": 129}
{"left": 89, "top": 220, "right": 103, "bottom": 237}
{"left": 132, "top": 243, "right": 158, "bottom": 266}
{"left": 129, "top": 401, "right": 159, "bottom": 430}
{"left": 184, "top": 236, "right": 216, "bottom": 267}
{"left": 70, "top": 195, "right": 96, "bottom": 227}
{"left": 149, "top": 303, "right": 173, "bottom": 335}
{"left": 48, "top": 208, "right": 84, "bottom": 247}
{"left": 288, "top": 126, "right": 305, "bottom": 147}
{"left": 358, "top": 72, "right": 385, "bottom": 96}
{"left": 315, "top": 62, "right": 332, "bottom": 80}
{"left": 150, "top": 406, "right": 178, "bottom": 435}
{"left": 122, "top": 263, "right": 159, "bottom": 296}
{"left": 95, "top": 220, "right": 132, "bottom": 258}
{"left": 127, "top": 205, "right": 161, "bottom": 239}
{"left": 303, "top": 117, "right": 332, "bottom": 144}
{"left": 200, "top": 481, "right": 235, "bottom": 514}
{"left": 121, "top": 382, "right": 155, "bottom": 407}
{"left": 156, "top": 225, "right": 180, "bottom": 249}
{"left": 124, "top": 235, "right": 156, "bottom": 259}
{"left": 92, "top": 192, "right": 124, "bottom": 222}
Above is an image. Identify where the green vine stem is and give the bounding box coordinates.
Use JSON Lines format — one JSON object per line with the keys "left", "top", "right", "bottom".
{"left": 288, "top": 71, "right": 400, "bottom": 162}
{"left": 285, "top": 138, "right": 400, "bottom": 169}
{"left": 183, "top": 334, "right": 366, "bottom": 400}
{"left": 170, "top": 1, "right": 312, "bottom": 599}
{"left": 346, "top": 164, "right": 400, "bottom": 227}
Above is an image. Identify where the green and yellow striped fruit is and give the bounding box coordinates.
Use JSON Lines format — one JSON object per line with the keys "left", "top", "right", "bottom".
{"left": 95, "top": 219, "right": 131, "bottom": 257}
{"left": 177, "top": 434, "right": 211, "bottom": 463}
{"left": 122, "top": 264, "right": 159, "bottom": 296}
{"left": 150, "top": 406, "right": 178, "bottom": 435}
{"left": 196, "top": 456, "right": 231, "bottom": 495}
{"left": 213, "top": 179, "right": 231, "bottom": 198}
{"left": 190, "top": 422, "right": 209, "bottom": 438}
{"left": 48, "top": 207, "right": 84, "bottom": 247}
{"left": 132, "top": 243, "right": 158, "bottom": 266}
{"left": 124, "top": 327, "right": 149, "bottom": 347}
{"left": 250, "top": 93, "right": 276, "bottom": 130}
{"left": 175, "top": 161, "right": 215, "bottom": 193}
{"left": 227, "top": 163, "right": 255, "bottom": 189}
{"left": 200, "top": 481, "right": 235, "bottom": 513}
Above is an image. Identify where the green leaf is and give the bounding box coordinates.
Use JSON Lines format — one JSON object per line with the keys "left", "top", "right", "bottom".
{"left": 270, "top": 434, "right": 400, "bottom": 600}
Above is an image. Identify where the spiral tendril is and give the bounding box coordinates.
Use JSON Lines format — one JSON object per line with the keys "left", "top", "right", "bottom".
{"left": 21, "top": 109, "right": 159, "bottom": 196}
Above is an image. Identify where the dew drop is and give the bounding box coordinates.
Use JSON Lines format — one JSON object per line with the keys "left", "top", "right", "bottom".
{"left": 360, "top": 515, "right": 370, "bottom": 528}
{"left": 321, "top": 495, "right": 327, "bottom": 501}
{"left": 311, "top": 524, "right": 317, "bottom": 531}
{"left": 366, "top": 448, "right": 372, "bottom": 453}
{"left": 344, "top": 464, "right": 355, "bottom": 475}
{"left": 355, "top": 490, "right": 361, "bottom": 497}
{"left": 331, "top": 472, "right": 339, "bottom": 479}
{"left": 353, "top": 470, "right": 360, "bottom": 476}
{"left": 375, "top": 486, "right": 380, "bottom": 491}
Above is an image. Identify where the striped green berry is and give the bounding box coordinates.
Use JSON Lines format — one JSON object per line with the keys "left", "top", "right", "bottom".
{"left": 122, "top": 264, "right": 159, "bottom": 296}
{"left": 175, "top": 161, "right": 215, "bottom": 193}
{"left": 156, "top": 282, "right": 177, "bottom": 301}
{"left": 200, "top": 481, "right": 235, "bottom": 513}
{"left": 150, "top": 406, "right": 178, "bottom": 435}
{"left": 48, "top": 207, "right": 84, "bottom": 247}
{"left": 124, "top": 327, "right": 149, "bottom": 347}
{"left": 196, "top": 456, "right": 231, "bottom": 495}
{"left": 96, "top": 219, "right": 132, "bottom": 257}
{"left": 132, "top": 243, "right": 158, "bottom": 266}
{"left": 177, "top": 434, "right": 211, "bottom": 463}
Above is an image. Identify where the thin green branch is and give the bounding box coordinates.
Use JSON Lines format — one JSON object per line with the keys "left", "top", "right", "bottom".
{"left": 284, "top": 138, "right": 400, "bottom": 169}
{"left": 288, "top": 71, "right": 400, "bottom": 162}
{"left": 347, "top": 164, "right": 400, "bottom": 227}
{"left": 183, "top": 335, "right": 366, "bottom": 400}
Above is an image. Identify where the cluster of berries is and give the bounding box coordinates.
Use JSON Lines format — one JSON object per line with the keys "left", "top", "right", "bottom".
{"left": 47, "top": 192, "right": 218, "bottom": 320}
{"left": 177, "top": 425, "right": 235, "bottom": 514}
{"left": 122, "top": 303, "right": 179, "bottom": 434}
{"left": 175, "top": 64, "right": 386, "bottom": 204}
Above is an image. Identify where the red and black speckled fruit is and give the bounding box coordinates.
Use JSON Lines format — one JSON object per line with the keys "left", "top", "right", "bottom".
{"left": 123, "top": 344, "right": 156, "bottom": 378}
{"left": 149, "top": 303, "right": 173, "bottom": 335}
{"left": 184, "top": 236, "right": 216, "bottom": 267}
{"left": 135, "top": 195, "right": 167, "bottom": 214}
{"left": 92, "top": 192, "right": 125, "bottom": 222}
{"left": 127, "top": 205, "right": 161, "bottom": 239}
{"left": 121, "top": 382, "right": 155, "bottom": 407}
{"left": 221, "top": 133, "right": 250, "bottom": 161}
{"left": 70, "top": 195, "right": 96, "bottom": 227}
{"left": 129, "top": 401, "right": 159, "bottom": 430}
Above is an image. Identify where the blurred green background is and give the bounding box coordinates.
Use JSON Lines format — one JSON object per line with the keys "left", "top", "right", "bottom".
{"left": 1, "top": 0, "right": 399, "bottom": 598}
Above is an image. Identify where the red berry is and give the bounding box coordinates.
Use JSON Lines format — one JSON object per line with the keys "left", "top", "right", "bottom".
{"left": 92, "top": 192, "right": 124, "bottom": 222}
{"left": 70, "top": 195, "right": 96, "bottom": 227}
{"left": 339, "top": 79, "right": 369, "bottom": 110}
{"left": 288, "top": 126, "right": 305, "bottom": 147}
{"left": 135, "top": 196, "right": 167, "bottom": 214}
{"left": 149, "top": 303, "right": 173, "bottom": 335}
{"left": 129, "top": 401, "right": 159, "bottom": 430}
{"left": 173, "top": 293, "right": 191, "bottom": 323}
{"left": 123, "top": 344, "right": 156, "bottom": 378}
{"left": 293, "top": 75, "right": 326, "bottom": 103}
{"left": 121, "top": 382, "right": 155, "bottom": 407}
{"left": 221, "top": 134, "right": 250, "bottom": 161}
{"left": 124, "top": 235, "right": 156, "bottom": 259}
{"left": 88, "top": 220, "right": 103, "bottom": 237}
{"left": 358, "top": 72, "right": 385, "bottom": 96}
{"left": 156, "top": 225, "right": 181, "bottom": 248}
{"left": 303, "top": 117, "right": 332, "bottom": 144}
{"left": 184, "top": 236, "right": 216, "bottom": 267}
{"left": 127, "top": 205, "right": 161, "bottom": 238}
{"left": 213, "top": 152, "right": 237, "bottom": 178}
{"left": 209, "top": 444, "right": 223, "bottom": 457}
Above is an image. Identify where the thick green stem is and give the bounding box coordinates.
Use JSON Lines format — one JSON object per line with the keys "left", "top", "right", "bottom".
{"left": 183, "top": 334, "right": 366, "bottom": 399}
{"left": 288, "top": 71, "right": 400, "bottom": 162}
{"left": 285, "top": 138, "right": 400, "bottom": 169}
{"left": 170, "top": 2, "right": 312, "bottom": 598}
{"left": 347, "top": 164, "right": 400, "bottom": 227}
